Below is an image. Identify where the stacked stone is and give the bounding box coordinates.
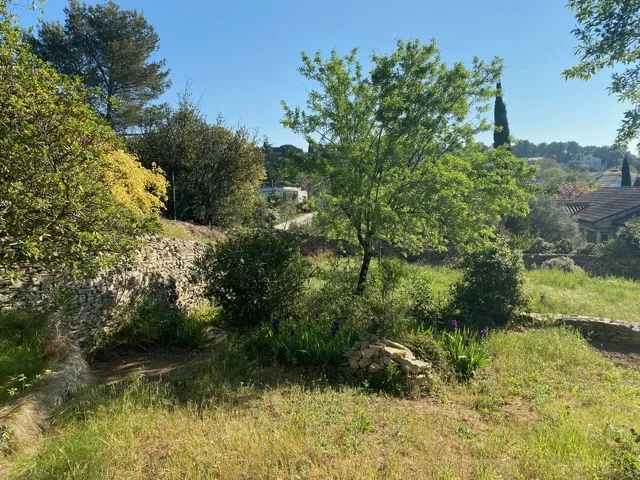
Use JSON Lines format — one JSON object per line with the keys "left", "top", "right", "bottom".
{"left": 342, "top": 334, "right": 432, "bottom": 388}
{"left": 0, "top": 236, "right": 211, "bottom": 348}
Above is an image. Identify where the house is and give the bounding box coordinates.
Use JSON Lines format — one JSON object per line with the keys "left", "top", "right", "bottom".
{"left": 562, "top": 187, "right": 640, "bottom": 243}
{"left": 259, "top": 186, "right": 308, "bottom": 204}
{"left": 581, "top": 153, "right": 603, "bottom": 170}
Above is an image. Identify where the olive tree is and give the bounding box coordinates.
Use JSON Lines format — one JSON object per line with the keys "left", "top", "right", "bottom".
{"left": 282, "top": 39, "right": 535, "bottom": 290}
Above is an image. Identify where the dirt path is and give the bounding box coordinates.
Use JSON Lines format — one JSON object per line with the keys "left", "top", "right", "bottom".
{"left": 90, "top": 328, "right": 225, "bottom": 386}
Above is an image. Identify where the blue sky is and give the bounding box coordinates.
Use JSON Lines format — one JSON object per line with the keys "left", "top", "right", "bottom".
{"left": 18, "top": 0, "right": 627, "bottom": 150}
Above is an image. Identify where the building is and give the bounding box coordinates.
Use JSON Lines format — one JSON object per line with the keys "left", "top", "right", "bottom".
{"left": 259, "top": 186, "right": 308, "bottom": 204}
{"left": 581, "top": 153, "right": 603, "bottom": 170}
{"left": 562, "top": 187, "right": 640, "bottom": 243}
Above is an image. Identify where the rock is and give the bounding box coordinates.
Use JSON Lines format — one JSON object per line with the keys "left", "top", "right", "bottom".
{"left": 344, "top": 350, "right": 363, "bottom": 360}
{"left": 397, "top": 357, "right": 430, "bottom": 374}
{"left": 368, "top": 363, "right": 382, "bottom": 373}
{"left": 349, "top": 359, "right": 360, "bottom": 370}
{"left": 362, "top": 346, "right": 380, "bottom": 359}
{"left": 358, "top": 357, "right": 372, "bottom": 369}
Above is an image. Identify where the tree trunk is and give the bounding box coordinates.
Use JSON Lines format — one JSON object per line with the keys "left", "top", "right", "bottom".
{"left": 357, "top": 250, "right": 373, "bottom": 294}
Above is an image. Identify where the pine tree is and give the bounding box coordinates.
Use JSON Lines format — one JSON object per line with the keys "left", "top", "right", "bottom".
{"left": 493, "top": 81, "right": 511, "bottom": 150}
{"left": 622, "top": 155, "right": 632, "bottom": 186}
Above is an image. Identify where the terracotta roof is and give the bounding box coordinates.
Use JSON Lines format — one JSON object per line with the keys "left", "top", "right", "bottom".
{"left": 565, "top": 187, "right": 640, "bottom": 224}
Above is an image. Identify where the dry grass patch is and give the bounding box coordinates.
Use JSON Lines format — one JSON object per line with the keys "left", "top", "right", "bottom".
{"left": 2, "top": 328, "right": 639, "bottom": 479}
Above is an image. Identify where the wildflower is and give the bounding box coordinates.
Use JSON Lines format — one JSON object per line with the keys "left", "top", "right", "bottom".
{"left": 480, "top": 328, "right": 488, "bottom": 340}
{"left": 330, "top": 320, "right": 340, "bottom": 338}
{"left": 451, "top": 319, "right": 458, "bottom": 333}
{"left": 272, "top": 316, "right": 280, "bottom": 334}
{"left": 464, "top": 338, "right": 470, "bottom": 347}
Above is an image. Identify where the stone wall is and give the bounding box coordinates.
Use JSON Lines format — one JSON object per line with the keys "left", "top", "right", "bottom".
{"left": 523, "top": 253, "right": 640, "bottom": 280}
{"left": 521, "top": 313, "right": 640, "bottom": 348}
{"left": 0, "top": 236, "right": 209, "bottom": 346}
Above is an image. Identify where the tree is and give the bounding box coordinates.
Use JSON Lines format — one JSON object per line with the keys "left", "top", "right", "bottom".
{"left": 282, "top": 39, "right": 535, "bottom": 290}
{"left": 129, "top": 95, "right": 266, "bottom": 227}
{"left": 563, "top": 0, "right": 640, "bottom": 147}
{"left": 635, "top": 175, "right": 640, "bottom": 186}
{"left": 493, "top": 81, "right": 511, "bottom": 149}
{"left": 622, "top": 155, "right": 632, "bottom": 186}
{"left": 27, "top": 0, "right": 170, "bottom": 133}
{"left": 0, "top": 3, "right": 165, "bottom": 280}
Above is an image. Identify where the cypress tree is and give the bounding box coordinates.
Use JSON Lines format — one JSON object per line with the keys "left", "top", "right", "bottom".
{"left": 622, "top": 155, "right": 632, "bottom": 186}
{"left": 493, "top": 81, "right": 511, "bottom": 150}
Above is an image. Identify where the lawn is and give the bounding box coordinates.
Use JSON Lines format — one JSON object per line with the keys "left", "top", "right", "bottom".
{"left": 417, "top": 264, "right": 640, "bottom": 323}
{"left": 2, "top": 328, "right": 638, "bottom": 479}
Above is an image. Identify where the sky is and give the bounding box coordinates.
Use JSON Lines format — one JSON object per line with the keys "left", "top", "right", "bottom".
{"left": 17, "top": 0, "right": 629, "bottom": 150}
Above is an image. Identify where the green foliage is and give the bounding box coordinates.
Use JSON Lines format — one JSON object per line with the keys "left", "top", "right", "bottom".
{"left": 259, "top": 316, "right": 358, "bottom": 369}
{"left": 399, "top": 327, "right": 452, "bottom": 378}
{"left": 0, "top": 310, "right": 51, "bottom": 402}
{"left": 452, "top": 240, "right": 529, "bottom": 327}
{"left": 563, "top": 0, "right": 640, "bottom": 147}
{"left": 493, "top": 81, "right": 511, "bottom": 149}
{"left": 0, "top": 5, "right": 160, "bottom": 281}
{"left": 282, "top": 39, "right": 535, "bottom": 289}
{"left": 540, "top": 256, "right": 584, "bottom": 273}
{"left": 622, "top": 155, "right": 633, "bottom": 186}
{"left": 602, "top": 218, "right": 640, "bottom": 260}
{"left": 130, "top": 95, "right": 266, "bottom": 227}
{"left": 635, "top": 175, "right": 640, "bottom": 186}
{"left": 440, "top": 326, "right": 490, "bottom": 381}
{"left": 91, "top": 298, "right": 211, "bottom": 357}
{"left": 510, "top": 195, "right": 584, "bottom": 253}
{"left": 26, "top": 0, "right": 171, "bottom": 132}
{"left": 195, "top": 228, "right": 312, "bottom": 330}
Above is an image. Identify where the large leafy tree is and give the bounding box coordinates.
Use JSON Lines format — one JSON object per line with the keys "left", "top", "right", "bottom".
{"left": 129, "top": 96, "right": 266, "bottom": 227}
{"left": 563, "top": 0, "right": 640, "bottom": 147}
{"left": 27, "top": 0, "right": 170, "bottom": 133}
{"left": 282, "top": 39, "right": 535, "bottom": 290}
{"left": 493, "top": 81, "right": 511, "bottom": 149}
{"left": 0, "top": 2, "right": 165, "bottom": 280}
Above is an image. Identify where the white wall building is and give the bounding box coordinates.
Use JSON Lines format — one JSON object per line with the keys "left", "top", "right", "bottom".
{"left": 259, "top": 186, "right": 308, "bottom": 204}
{"left": 581, "top": 153, "right": 603, "bottom": 170}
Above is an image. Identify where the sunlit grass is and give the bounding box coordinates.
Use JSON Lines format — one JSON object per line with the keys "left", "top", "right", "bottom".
{"left": 3, "top": 328, "right": 639, "bottom": 479}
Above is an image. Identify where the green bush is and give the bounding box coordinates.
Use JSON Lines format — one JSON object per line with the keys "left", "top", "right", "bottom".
{"left": 540, "top": 256, "right": 584, "bottom": 273}
{"left": 196, "top": 228, "right": 312, "bottom": 330}
{"left": 91, "top": 298, "right": 210, "bottom": 356}
{"left": 0, "top": 310, "right": 52, "bottom": 402}
{"left": 602, "top": 218, "right": 640, "bottom": 259}
{"left": 451, "top": 240, "right": 529, "bottom": 327}
{"left": 440, "top": 322, "right": 490, "bottom": 381}
{"left": 399, "top": 327, "right": 452, "bottom": 379}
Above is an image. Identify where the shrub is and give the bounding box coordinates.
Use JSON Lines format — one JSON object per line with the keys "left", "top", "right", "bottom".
{"left": 602, "top": 218, "right": 640, "bottom": 259}
{"left": 440, "top": 321, "right": 490, "bottom": 381}
{"left": 196, "top": 228, "right": 312, "bottom": 330}
{"left": 540, "top": 257, "right": 584, "bottom": 273}
{"left": 91, "top": 298, "right": 210, "bottom": 357}
{"left": 451, "top": 240, "right": 529, "bottom": 327}
{"left": 399, "top": 327, "right": 452, "bottom": 379}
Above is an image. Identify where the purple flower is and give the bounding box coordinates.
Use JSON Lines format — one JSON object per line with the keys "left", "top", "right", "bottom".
{"left": 464, "top": 339, "right": 470, "bottom": 347}
{"left": 330, "top": 320, "right": 340, "bottom": 338}
{"left": 451, "top": 319, "right": 458, "bottom": 333}
{"left": 480, "top": 328, "right": 488, "bottom": 340}
{"left": 272, "top": 316, "right": 280, "bottom": 334}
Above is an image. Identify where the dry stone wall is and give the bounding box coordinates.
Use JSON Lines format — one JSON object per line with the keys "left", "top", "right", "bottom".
{"left": 0, "top": 236, "right": 209, "bottom": 347}
{"left": 520, "top": 313, "right": 640, "bottom": 348}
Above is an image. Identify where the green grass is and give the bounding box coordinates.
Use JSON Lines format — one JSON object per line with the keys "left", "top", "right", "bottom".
{"left": 2, "top": 328, "right": 638, "bottom": 479}
{"left": 410, "top": 264, "right": 640, "bottom": 323}
{"left": 0, "top": 311, "right": 52, "bottom": 404}
{"left": 525, "top": 268, "right": 640, "bottom": 322}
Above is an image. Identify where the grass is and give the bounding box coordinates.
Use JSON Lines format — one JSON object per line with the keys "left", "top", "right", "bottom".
{"left": 0, "top": 311, "right": 52, "bottom": 404}
{"left": 411, "top": 264, "right": 640, "bottom": 323}
{"left": 159, "top": 219, "right": 224, "bottom": 243}
{"left": 2, "top": 328, "right": 638, "bottom": 479}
